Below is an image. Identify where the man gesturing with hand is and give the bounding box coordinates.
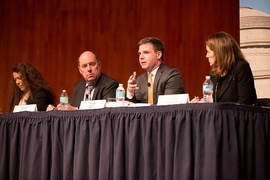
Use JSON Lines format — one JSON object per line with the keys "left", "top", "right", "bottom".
{"left": 126, "top": 37, "right": 185, "bottom": 105}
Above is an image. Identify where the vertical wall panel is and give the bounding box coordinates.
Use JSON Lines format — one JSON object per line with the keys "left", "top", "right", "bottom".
{"left": 0, "top": 0, "right": 239, "bottom": 112}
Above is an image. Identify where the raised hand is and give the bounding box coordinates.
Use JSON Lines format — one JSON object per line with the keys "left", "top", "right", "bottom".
{"left": 127, "top": 71, "right": 139, "bottom": 93}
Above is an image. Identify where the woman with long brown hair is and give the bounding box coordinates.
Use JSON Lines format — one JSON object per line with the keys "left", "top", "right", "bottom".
{"left": 7, "top": 62, "right": 56, "bottom": 112}
{"left": 191, "top": 31, "right": 257, "bottom": 105}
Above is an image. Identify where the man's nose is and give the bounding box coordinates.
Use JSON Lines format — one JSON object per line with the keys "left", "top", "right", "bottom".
{"left": 86, "top": 64, "right": 91, "bottom": 70}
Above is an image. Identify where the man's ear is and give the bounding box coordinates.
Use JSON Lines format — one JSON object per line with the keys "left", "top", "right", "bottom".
{"left": 157, "top": 51, "right": 162, "bottom": 60}
{"left": 78, "top": 66, "right": 82, "bottom": 74}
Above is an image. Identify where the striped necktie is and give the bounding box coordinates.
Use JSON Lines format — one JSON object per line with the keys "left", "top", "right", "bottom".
{"left": 85, "top": 85, "right": 93, "bottom": 101}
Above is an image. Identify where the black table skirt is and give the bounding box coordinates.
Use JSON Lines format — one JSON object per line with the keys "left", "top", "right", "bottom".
{"left": 0, "top": 103, "right": 270, "bottom": 180}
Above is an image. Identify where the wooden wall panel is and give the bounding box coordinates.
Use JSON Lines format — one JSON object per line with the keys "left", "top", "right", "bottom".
{"left": 0, "top": 0, "right": 239, "bottom": 112}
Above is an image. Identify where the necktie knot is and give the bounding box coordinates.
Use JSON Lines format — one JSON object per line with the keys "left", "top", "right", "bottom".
{"left": 87, "top": 85, "right": 93, "bottom": 91}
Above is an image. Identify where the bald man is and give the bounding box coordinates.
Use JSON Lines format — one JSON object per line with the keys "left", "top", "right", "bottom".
{"left": 47, "top": 51, "right": 118, "bottom": 110}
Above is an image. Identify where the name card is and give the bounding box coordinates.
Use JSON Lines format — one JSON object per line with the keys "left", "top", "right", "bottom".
{"left": 79, "top": 100, "right": 106, "bottom": 110}
{"left": 157, "top": 94, "right": 190, "bottom": 105}
{"left": 13, "top": 104, "right": 37, "bottom": 113}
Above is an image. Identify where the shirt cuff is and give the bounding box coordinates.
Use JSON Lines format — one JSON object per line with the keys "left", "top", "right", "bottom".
{"left": 127, "top": 90, "right": 134, "bottom": 99}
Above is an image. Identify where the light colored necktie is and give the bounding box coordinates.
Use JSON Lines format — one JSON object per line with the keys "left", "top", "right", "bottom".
{"left": 148, "top": 73, "right": 153, "bottom": 104}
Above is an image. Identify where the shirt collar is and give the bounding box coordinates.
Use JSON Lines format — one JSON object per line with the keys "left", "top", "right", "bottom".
{"left": 148, "top": 65, "right": 160, "bottom": 77}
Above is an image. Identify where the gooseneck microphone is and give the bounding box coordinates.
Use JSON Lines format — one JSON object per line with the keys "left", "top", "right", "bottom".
{"left": 148, "top": 82, "right": 151, "bottom": 87}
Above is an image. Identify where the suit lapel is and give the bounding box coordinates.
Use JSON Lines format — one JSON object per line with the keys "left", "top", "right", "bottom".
{"left": 92, "top": 86, "right": 99, "bottom": 100}
{"left": 218, "top": 74, "right": 234, "bottom": 99}
{"left": 91, "top": 73, "right": 103, "bottom": 100}
{"left": 152, "top": 64, "right": 164, "bottom": 103}
{"left": 154, "top": 64, "right": 164, "bottom": 88}
{"left": 78, "top": 81, "right": 86, "bottom": 102}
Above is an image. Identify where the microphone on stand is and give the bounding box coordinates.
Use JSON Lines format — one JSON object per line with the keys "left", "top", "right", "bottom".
{"left": 148, "top": 82, "right": 151, "bottom": 87}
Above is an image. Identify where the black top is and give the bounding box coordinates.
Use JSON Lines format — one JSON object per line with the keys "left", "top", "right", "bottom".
{"left": 211, "top": 60, "right": 257, "bottom": 105}
{"left": 26, "top": 88, "right": 54, "bottom": 111}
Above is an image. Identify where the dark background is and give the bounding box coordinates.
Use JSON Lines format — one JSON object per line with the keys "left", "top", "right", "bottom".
{"left": 0, "top": 0, "right": 239, "bottom": 112}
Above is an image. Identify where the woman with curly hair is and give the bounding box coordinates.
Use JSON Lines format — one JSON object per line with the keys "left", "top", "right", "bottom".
{"left": 7, "top": 62, "right": 56, "bottom": 112}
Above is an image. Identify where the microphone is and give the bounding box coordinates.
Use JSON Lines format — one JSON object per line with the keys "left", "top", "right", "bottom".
{"left": 86, "top": 94, "right": 89, "bottom": 100}
{"left": 148, "top": 82, "right": 151, "bottom": 87}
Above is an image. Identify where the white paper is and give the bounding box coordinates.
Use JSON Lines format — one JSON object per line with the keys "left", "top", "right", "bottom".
{"left": 13, "top": 104, "right": 37, "bottom": 112}
{"left": 157, "top": 94, "right": 190, "bottom": 105}
{"left": 79, "top": 100, "right": 106, "bottom": 110}
{"left": 128, "top": 103, "right": 151, "bottom": 107}
{"left": 106, "top": 102, "right": 117, "bottom": 107}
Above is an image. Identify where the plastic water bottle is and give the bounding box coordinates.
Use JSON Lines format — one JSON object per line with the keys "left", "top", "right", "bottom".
{"left": 202, "top": 76, "right": 213, "bottom": 103}
{"left": 60, "top": 90, "right": 69, "bottom": 110}
{"left": 116, "top": 84, "right": 125, "bottom": 106}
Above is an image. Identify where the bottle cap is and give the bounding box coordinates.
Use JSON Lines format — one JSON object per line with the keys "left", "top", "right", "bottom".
{"left": 119, "top": 84, "right": 123, "bottom": 87}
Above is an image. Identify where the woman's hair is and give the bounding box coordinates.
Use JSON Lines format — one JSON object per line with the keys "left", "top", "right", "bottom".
{"left": 206, "top": 31, "right": 247, "bottom": 75}
{"left": 7, "top": 62, "right": 56, "bottom": 112}
{"left": 138, "top": 37, "right": 165, "bottom": 61}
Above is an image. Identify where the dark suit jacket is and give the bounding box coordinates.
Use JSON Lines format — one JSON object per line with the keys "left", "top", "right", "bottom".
{"left": 27, "top": 88, "right": 54, "bottom": 111}
{"left": 211, "top": 60, "right": 257, "bottom": 105}
{"left": 70, "top": 73, "right": 119, "bottom": 107}
{"left": 128, "top": 63, "right": 185, "bottom": 104}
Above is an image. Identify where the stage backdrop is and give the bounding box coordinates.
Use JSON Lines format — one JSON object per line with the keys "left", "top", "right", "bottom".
{"left": 0, "top": 0, "right": 239, "bottom": 112}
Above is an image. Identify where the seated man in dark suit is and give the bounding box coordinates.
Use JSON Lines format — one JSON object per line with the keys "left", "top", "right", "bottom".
{"left": 127, "top": 37, "right": 185, "bottom": 104}
{"left": 47, "top": 51, "right": 118, "bottom": 110}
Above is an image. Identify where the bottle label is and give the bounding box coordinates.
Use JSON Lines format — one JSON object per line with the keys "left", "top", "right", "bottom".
{"left": 116, "top": 91, "right": 125, "bottom": 98}
{"left": 203, "top": 85, "right": 213, "bottom": 92}
{"left": 60, "top": 97, "right": 69, "bottom": 103}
